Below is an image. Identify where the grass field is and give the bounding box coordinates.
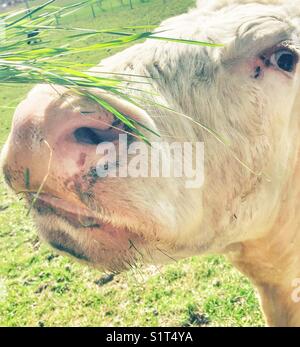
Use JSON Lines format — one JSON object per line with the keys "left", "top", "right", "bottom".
{"left": 0, "top": 0, "right": 264, "bottom": 327}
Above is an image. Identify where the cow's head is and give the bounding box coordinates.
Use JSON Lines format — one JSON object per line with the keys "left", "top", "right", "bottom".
{"left": 2, "top": 0, "right": 300, "bottom": 271}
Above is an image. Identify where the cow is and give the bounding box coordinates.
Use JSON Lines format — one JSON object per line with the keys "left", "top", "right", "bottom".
{"left": 1, "top": 0, "right": 300, "bottom": 326}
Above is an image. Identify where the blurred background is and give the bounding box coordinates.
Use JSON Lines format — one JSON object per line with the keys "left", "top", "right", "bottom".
{"left": 0, "top": 0, "right": 263, "bottom": 327}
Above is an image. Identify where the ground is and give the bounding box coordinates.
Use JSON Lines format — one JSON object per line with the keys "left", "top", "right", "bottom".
{"left": 0, "top": 0, "right": 264, "bottom": 327}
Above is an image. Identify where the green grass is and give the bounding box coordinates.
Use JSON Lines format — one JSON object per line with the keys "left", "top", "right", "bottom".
{"left": 0, "top": 0, "right": 264, "bottom": 327}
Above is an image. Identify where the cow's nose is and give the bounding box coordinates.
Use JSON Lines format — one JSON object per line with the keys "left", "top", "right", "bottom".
{"left": 72, "top": 119, "right": 126, "bottom": 146}
{"left": 1, "top": 86, "right": 157, "bottom": 195}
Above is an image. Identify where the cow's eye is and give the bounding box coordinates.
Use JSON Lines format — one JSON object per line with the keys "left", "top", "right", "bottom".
{"left": 270, "top": 49, "right": 298, "bottom": 73}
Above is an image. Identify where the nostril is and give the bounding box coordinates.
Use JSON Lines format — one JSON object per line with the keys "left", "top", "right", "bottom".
{"left": 73, "top": 126, "right": 124, "bottom": 145}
